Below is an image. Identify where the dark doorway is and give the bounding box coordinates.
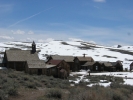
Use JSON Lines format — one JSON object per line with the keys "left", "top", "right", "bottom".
{"left": 38, "top": 69, "right": 42, "bottom": 75}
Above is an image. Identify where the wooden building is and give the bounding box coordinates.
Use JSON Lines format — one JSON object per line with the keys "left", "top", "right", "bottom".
{"left": 102, "top": 62, "right": 115, "bottom": 72}
{"left": 47, "top": 55, "right": 75, "bottom": 71}
{"left": 3, "top": 41, "right": 41, "bottom": 71}
{"left": 47, "top": 55, "right": 94, "bottom": 72}
{"left": 74, "top": 56, "right": 94, "bottom": 71}
{"left": 81, "top": 62, "right": 95, "bottom": 70}
{"left": 82, "top": 61, "right": 103, "bottom": 71}
{"left": 47, "top": 59, "right": 70, "bottom": 78}
{"left": 111, "top": 61, "right": 123, "bottom": 71}
{"left": 82, "top": 61, "right": 117, "bottom": 72}
{"left": 25, "top": 60, "right": 46, "bottom": 75}
{"left": 44, "top": 64, "right": 56, "bottom": 76}
{"left": 92, "top": 62, "right": 103, "bottom": 71}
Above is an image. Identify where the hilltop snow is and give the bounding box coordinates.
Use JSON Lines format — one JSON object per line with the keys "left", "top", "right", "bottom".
{"left": 0, "top": 40, "right": 133, "bottom": 69}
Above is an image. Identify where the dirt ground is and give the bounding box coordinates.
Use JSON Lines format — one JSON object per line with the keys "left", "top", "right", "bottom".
{"left": 9, "top": 87, "right": 45, "bottom": 100}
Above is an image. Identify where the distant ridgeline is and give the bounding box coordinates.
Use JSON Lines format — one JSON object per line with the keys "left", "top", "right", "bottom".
{"left": 0, "top": 41, "right": 125, "bottom": 79}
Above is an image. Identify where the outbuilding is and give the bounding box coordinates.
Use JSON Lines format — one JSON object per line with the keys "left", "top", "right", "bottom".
{"left": 47, "top": 59, "right": 70, "bottom": 78}
{"left": 25, "top": 60, "right": 46, "bottom": 75}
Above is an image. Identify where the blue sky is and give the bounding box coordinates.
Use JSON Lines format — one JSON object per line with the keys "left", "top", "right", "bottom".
{"left": 0, "top": 0, "right": 133, "bottom": 45}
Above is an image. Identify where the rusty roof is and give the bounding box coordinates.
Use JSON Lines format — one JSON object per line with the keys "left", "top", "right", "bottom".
{"left": 47, "top": 59, "right": 63, "bottom": 65}
{"left": 50, "top": 55, "right": 74, "bottom": 62}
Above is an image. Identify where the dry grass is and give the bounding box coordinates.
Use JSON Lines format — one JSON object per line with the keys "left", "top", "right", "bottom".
{"left": 0, "top": 69, "right": 133, "bottom": 100}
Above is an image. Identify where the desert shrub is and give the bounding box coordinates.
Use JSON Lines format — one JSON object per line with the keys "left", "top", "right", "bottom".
{"left": 41, "top": 79, "right": 46, "bottom": 83}
{"left": 0, "top": 95, "right": 6, "bottom": 100}
{"left": 118, "top": 88, "right": 130, "bottom": 98}
{"left": 23, "top": 75, "right": 30, "bottom": 81}
{"left": 69, "top": 86, "right": 86, "bottom": 96}
{"left": 68, "top": 86, "right": 130, "bottom": 100}
{"left": 110, "top": 83, "right": 133, "bottom": 93}
{"left": 62, "top": 80, "right": 69, "bottom": 84}
{"left": 68, "top": 86, "right": 103, "bottom": 100}
{"left": 49, "top": 77, "right": 54, "bottom": 80}
{"left": 46, "top": 83, "right": 52, "bottom": 88}
{"left": 0, "top": 90, "right": 6, "bottom": 100}
{"left": 7, "top": 87, "right": 18, "bottom": 96}
{"left": 34, "top": 81, "right": 42, "bottom": 87}
{"left": 114, "top": 77, "right": 124, "bottom": 83}
{"left": 119, "top": 84, "right": 133, "bottom": 93}
{"left": 111, "top": 90, "right": 127, "bottom": 100}
{"left": 0, "top": 78, "right": 7, "bottom": 85}
{"left": 46, "top": 88, "right": 62, "bottom": 99}
{"left": 28, "top": 84, "right": 36, "bottom": 89}
{"left": 59, "top": 83, "right": 68, "bottom": 89}
{"left": 110, "top": 82, "right": 121, "bottom": 88}
{"left": 24, "top": 82, "right": 36, "bottom": 89}
{"left": 8, "top": 73, "right": 17, "bottom": 78}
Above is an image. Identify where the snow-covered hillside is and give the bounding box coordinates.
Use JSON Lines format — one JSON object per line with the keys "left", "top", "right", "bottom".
{"left": 0, "top": 40, "right": 133, "bottom": 69}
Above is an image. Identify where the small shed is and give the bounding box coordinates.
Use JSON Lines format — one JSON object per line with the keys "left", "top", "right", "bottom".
{"left": 102, "top": 62, "right": 115, "bottom": 72}
{"left": 47, "top": 59, "right": 70, "bottom": 78}
{"left": 111, "top": 61, "right": 123, "bottom": 71}
{"left": 74, "top": 56, "right": 94, "bottom": 71}
{"left": 92, "top": 61, "right": 103, "bottom": 71}
{"left": 81, "top": 62, "right": 95, "bottom": 70}
{"left": 25, "top": 60, "right": 46, "bottom": 75}
{"left": 44, "top": 64, "right": 56, "bottom": 76}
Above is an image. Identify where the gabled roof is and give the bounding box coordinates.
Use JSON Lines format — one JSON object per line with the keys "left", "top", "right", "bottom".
{"left": 76, "top": 56, "right": 94, "bottom": 62}
{"left": 103, "top": 62, "right": 113, "bottom": 67}
{"left": 111, "top": 62, "right": 117, "bottom": 66}
{"left": 27, "top": 60, "right": 46, "bottom": 68}
{"left": 82, "top": 62, "right": 95, "bottom": 66}
{"left": 50, "top": 55, "right": 74, "bottom": 62}
{"left": 5, "top": 50, "right": 39, "bottom": 62}
{"left": 111, "top": 61, "right": 123, "bottom": 66}
{"left": 47, "top": 59, "right": 63, "bottom": 65}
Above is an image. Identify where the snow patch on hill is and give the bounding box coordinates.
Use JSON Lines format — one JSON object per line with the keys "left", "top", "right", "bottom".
{"left": 0, "top": 40, "right": 133, "bottom": 70}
